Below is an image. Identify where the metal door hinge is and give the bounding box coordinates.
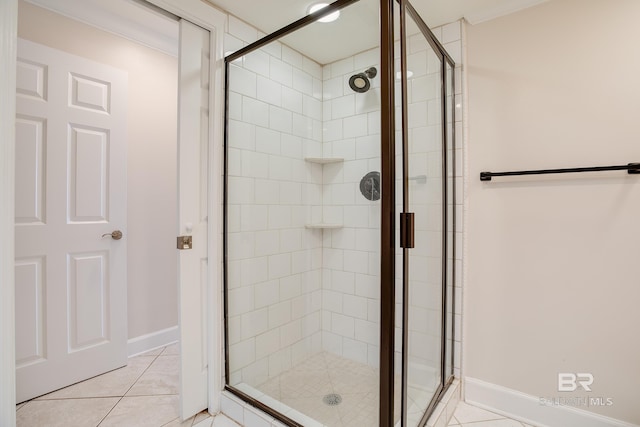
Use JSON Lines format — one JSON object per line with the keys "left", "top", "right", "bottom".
{"left": 400, "top": 212, "right": 415, "bottom": 249}
{"left": 177, "top": 235, "right": 192, "bottom": 250}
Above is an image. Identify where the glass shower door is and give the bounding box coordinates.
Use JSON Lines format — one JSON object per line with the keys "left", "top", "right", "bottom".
{"left": 222, "top": 0, "right": 456, "bottom": 425}
{"left": 398, "top": 2, "right": 455, "bottom": 425}
{"left": 224, "top": 1, "right": 385, "bottom": 426}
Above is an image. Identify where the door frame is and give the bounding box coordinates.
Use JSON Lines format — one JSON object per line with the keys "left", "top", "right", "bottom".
{"left": 0, "top": 0, "right": 227, "bottom": 423}
{"left": 0, "top": 0, "right": 19, "bottom": 424}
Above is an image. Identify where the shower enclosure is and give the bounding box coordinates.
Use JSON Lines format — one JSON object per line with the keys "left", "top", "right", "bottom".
{"left": 223, "top": 0, "right": 456, "bottom": 425}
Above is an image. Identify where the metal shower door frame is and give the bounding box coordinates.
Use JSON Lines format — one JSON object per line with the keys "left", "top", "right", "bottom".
{"left": 396, "top": 1, "right": 457, "bottom": 426}
{"left": 223, "top": 2, "right": 364, "bottom": 426}
{"left": 221, "top": 0, "right": 456, "bottom": 425}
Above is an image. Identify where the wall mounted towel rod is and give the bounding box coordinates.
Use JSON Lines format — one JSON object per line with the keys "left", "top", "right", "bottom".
{"left": 480, "top": 163, "right": 640, "bottom": 181}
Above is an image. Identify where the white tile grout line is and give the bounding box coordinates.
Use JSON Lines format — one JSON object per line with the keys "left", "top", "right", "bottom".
{"left": 449, "top": 401, "right": 534, "bottom": 427}
{"left": 15, "top": 346, "right": 172, "bottom": 426}
{"left": 16, "top": 350, "right": 165, "bottom": 413}
{"left": 95, "top": 346, "right": 168, "bottom": 426}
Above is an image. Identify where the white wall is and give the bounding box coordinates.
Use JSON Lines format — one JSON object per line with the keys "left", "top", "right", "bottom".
{"left": 320, "top": 47, "right": 382, "bottom": 368}
{"left": 465, "top": 0, "right": 640, "bottom": 424}
{"left": 18, "top": 1, "right": 179, "bottom": 342}
{"left": 225, "top": 20, "right": 325, "bottom": 387}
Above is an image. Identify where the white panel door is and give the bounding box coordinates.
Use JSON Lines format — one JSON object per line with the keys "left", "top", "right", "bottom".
{"left": 177, "top": 20, "right": 210, "bottom": 420}
{"left": 15, "top": 38, "right": 127, "bottom": 403}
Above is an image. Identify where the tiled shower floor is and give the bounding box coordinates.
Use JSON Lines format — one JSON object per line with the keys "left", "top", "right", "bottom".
{"left": 247, "top": 352, "right": 401, "bottom": 426}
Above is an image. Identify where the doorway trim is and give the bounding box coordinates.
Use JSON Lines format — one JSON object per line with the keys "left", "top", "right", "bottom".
{"left": 0, "top": 0, "right": 227, "bottom": 423}
{"left": 0, "top": 0, "right": 18, "bottom": 425}
{"left": 146, "top": 0, "right": 226, "bottom": 414}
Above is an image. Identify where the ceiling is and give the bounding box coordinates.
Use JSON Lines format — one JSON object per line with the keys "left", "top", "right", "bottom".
{"left": 25, "top": 0, "right": 180, "bottom": 56}
{"left": 210, "top": 0, "right": 548, "bottom": 32}
{"left": 209, "top": 0, "right": 549, "bottom": 64}
{"left": 25, "top": 0, "right": 549, "bottom": 65}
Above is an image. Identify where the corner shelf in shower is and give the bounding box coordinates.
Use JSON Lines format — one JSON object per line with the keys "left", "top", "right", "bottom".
{"left": 304, "top": 158, "right": 344, "bottom": 230}
{"left": 304, "top": 157, "right": 344, "bottom": 164}
{"left": 305, "top": 223, "right": 343, "bottom": 229}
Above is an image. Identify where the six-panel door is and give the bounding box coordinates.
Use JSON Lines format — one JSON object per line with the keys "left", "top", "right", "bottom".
{"left": 15, "top": 39, "right": 128, "bottom": 403}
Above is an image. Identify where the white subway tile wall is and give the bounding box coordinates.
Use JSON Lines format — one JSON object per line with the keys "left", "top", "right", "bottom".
{"left": 316, "top": 47, "right": 386, "bottom": 373}
{"left": 224, "top": 11, "right": 464, "bottom": 427}
{"left": 226, "top": 29, "right": 325, "bottom": 390}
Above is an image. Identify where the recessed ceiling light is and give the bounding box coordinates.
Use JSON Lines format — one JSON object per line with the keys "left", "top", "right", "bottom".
{"left": 309, "top": 3, "right": 340, "bottom": 23}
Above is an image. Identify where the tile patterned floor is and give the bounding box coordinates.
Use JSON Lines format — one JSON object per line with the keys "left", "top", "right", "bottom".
{"left": 15, "top": 344, "right": 238, "bottom": 427}
{"left": 15, "top": 344, "right": 536, "bottom": 427}
{"left": 448, "top": 402, "right": 537, "bottom": 427}
{"left": 250, "top": 351, "right": 401, "bottom": 427}
{"left": 247, "top": 351, "right": 536, "bottom": 427}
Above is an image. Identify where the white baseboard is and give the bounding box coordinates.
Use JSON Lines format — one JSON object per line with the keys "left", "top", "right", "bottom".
{"left": 127, "top": 326, "right": 178, "bottom": 357}
{"left": 464, "top": 377, "right": 639, "bottom": 427}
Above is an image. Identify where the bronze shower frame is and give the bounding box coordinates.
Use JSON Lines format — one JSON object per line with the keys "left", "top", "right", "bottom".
{"left": 222, "top": 0, "right": 456, "bottom": 425}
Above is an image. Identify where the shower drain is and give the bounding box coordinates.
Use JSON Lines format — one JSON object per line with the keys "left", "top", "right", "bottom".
{"left": 322, "top": 393, "right": 343, "bottom": 406}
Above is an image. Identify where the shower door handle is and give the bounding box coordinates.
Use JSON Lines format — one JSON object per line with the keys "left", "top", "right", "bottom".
{"left": 400, "top": 213, "right": 414, "bottom": 248}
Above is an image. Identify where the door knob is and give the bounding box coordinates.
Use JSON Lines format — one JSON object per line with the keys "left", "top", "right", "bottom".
{"left": 102, "top": 230, "right": 123, "bottom": 240}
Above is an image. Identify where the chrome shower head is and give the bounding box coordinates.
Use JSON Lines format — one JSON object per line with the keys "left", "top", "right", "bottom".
{"left": 349, "top": 67, "right": 377, "bottom": 93}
